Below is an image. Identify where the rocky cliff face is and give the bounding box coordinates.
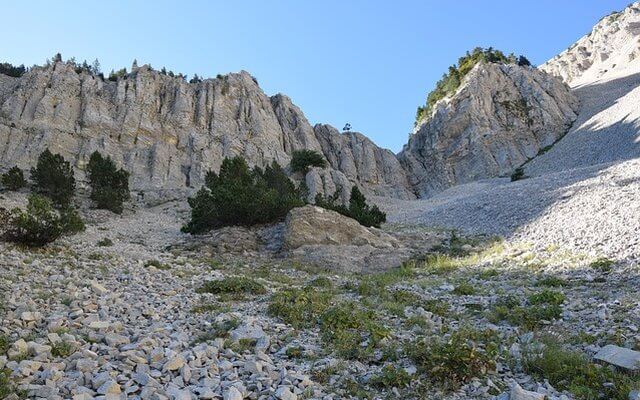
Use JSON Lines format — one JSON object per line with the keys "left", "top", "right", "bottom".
{"left": 0, "top": 62, "right": 412, "bottom": 202}
{"left": 540, "top": 2, "right": 640, "bottom": 87}
{"left": 398, "top": 62, "right": 579, "bottom": 197}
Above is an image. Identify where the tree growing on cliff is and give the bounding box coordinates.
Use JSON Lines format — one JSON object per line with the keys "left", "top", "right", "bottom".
{"left": 290, "top": 150, "right": 327, "bottom": 174}
{"left": 315, "top": 186, "right": 386, "bottom": 228}
{"left": 30, "top": 149, "right": 76, "bottom": 208}
{"left": 87, "top": 151, "right": 130, "bottom": 214}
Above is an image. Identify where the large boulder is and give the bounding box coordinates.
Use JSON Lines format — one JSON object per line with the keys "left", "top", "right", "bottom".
{"left": 283, "top": 205, "right": 397, "bottom": 250}
{"left": 282, "top": 205, "right": 441, "bottom": 273}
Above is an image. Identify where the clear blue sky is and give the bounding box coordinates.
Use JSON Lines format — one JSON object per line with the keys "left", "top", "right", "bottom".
{"left": 1, "top": 0, "right": 629, "bottom": 152}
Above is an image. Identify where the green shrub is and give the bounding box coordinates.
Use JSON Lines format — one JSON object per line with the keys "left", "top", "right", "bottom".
{"left": 536, "top": 276, "right": 567, "bottom": 287}
{"left": 182, "top": 157, "right": 305, "bottom": 233}
{"left": 290, "top": 149, "right": 327, "bottom": 174}
{"left": 408, "top": 328, "right": 498, "bottom": 390}
{"left": 87, "top": 151, "right": 130, "bottom": 214}
{"left": 60, "top": 207, "right": 85, "bottom": 234}
{"left": 510, "top": 167, "right": 526, "bottom": 181}
{"left": 590, "top": 257, "right": 614, "bottom": 272}
{"left": 97, "top": 238, "right": 113, "bottom": 247}
{"left": 453, "top": 282, "right": 476, "bottom": 296}
{"left": 196, "top": 277, "right": 266, "bottom": 296}
{"left": 370, "top": 364, "right": 412, "bottom": 389}
{"left": 1, "top": 194, "right": 63, "bottom": 246}
{"left": 319, "top": 302, "right": 390, "bottom": 360}
{"left": 268, "top": 287, "right": 334, "bottom": 329}
{"left": 315, "top": 186, "right": 386, "bottom": 228}
{"left": 1, "top": 167, "right": 26, "bottom": 190}
{"left": 528, "top": 289, "right": 565, "bottom": 305}
{"left": 489, "top": 295, "right": 562, "bottom": 330}
{"left": 523, "top": 340, "right": 639, "bottom": 399}
{"left": 144, "top": 259, "right": 170, "bottom": 270}
{"left": 31, "top": 149, "right": 76, "bottom": 208}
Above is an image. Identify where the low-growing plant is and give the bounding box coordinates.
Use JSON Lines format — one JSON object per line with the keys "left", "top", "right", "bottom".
{"left": 370, "top": 364, "right": 412, "bottom": 389}
{"left": 536, "top": 275, "right": 567, "bottom": 287}
{"left": 97, "top": 238, "right": 113, "bottom": 247}
{"left": 590, "top": 257, "right": 614, "bottom": 272}
{"left": 268, "top": 286, "right": 333, "bottom": 329}
{"left": 407, "top": 328, "right": 499, "bottom": 390}
{"left": 489, "top": 294, "right": 562, "bottom": 330}
{"left": 144, "top": 259, "right": 170, "bottom": 270}
{"left": 1, "top": 167, "right": 26, "bottom": 191}
{"left": 319, "top": 302, "right": 390, "bottom": 360}
{"left": 290, "top": 149, "right": 327, "bottom": 174}
{"left": 453, "top": 282, "right": 476, "bottom": 296}
{"left": 196, "top": 277, "right": 267, "bottom": 297}
{"left": 528, "top": 289, "right": 565, "bottom": 305}
{"left": 51, "top": 341, "right": 75, "bottom": 357}
{"left": 285, "top": 345, "right": 304, "bottom": 358}
{"left": 522, "top": 340, "right": 640, "bottom": 399}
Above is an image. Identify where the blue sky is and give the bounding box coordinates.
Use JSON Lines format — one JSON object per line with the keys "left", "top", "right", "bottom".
{"left": 2, "top": 0, "right": 629, "bottom": 152}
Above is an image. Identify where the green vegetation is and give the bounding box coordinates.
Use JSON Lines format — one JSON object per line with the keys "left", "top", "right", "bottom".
{"left": 319, "top": 302, "right": 390, "bottom": 360}
{"left": 97, "top": 238, "right": 113, "bottom": 247}
{"left": 489, "top": 294, "right": 562, "bottom": 330}
{"left": 51, "top": 341, "right": 75, "bottom": 357}
{"left": 108, "top": 68, "right": 128, "bottom": 81}
{"left": 453, "top": 282, "right": 476, "bottom": 296}
{"left": 1, "top": 194, "right": 63, "bottom": 246}
{"left": 315, "top": 185, "right": 386, "bottom": 228}
{"left": 536, "top": 275, "right": 567, "bottom": 287}
{"left": 59, "top": 207, "right": 85, "bottom": 234}
{"left": 182, "top": 156, "right": 305, "bottom": 233}
{"left": 408, "top": 328, "right": 499, "bottom": 390}
{"left": 523, "top": 340, "right": 640, "bottom": 399}
{"left": 0, "top": 62, "right": 26, "bottom": 77}
{"left": 590, "top": 257, "right": 614, "bottom": 272}
{"left": 290, "top": 149, "right": 327, "bottom": 174}
{"left": 1, "top": 167, "right": 26, "bottom": 191}
{"left": 416, "top": 47, "right": 531, "bottom": 124}
{"left": 144, "top": 259, "right": 170, "bottom": 270}
{"left": 196, "top": 277, "right": 267, "bottom": 297}
{"left": 30, "top": 149, "right": 76, "bottom": 208}
{"left": 87, "top": 151, "right": 130, "bottom": 214}
{"left": 510, "top": 167, "right": 526, "bottom": 182}
{"left": 268, "top": 286, "right": 333, "bottom": 329}
{"left": 370, "top": 364, "right": 412, "bottom": 389}
{"left": 528, "top": 289, "right": 565, "bottom": 305}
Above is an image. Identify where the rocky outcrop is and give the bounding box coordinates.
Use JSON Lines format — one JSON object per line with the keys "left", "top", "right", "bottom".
{"left": 0, "top": 62, "right": 410, "bottom": 202}
{"left": 313, "top": 124, "right": 414, "bottom": 199}
{"left": 398, "top": 62, "right": 579, "bottom": 197}
{"left": 540, "top": 2, "right": 640, "bottom": 87}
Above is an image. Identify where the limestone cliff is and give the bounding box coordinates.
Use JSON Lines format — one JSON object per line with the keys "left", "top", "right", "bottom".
{"left": 0, "top": 62, "right": 411, "bottom": 202}
{"left": 540, "top": 2, "right": 640, "bottom": 87}
{"left": 398, "top": 62, "right": 579, "bottom": 197}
